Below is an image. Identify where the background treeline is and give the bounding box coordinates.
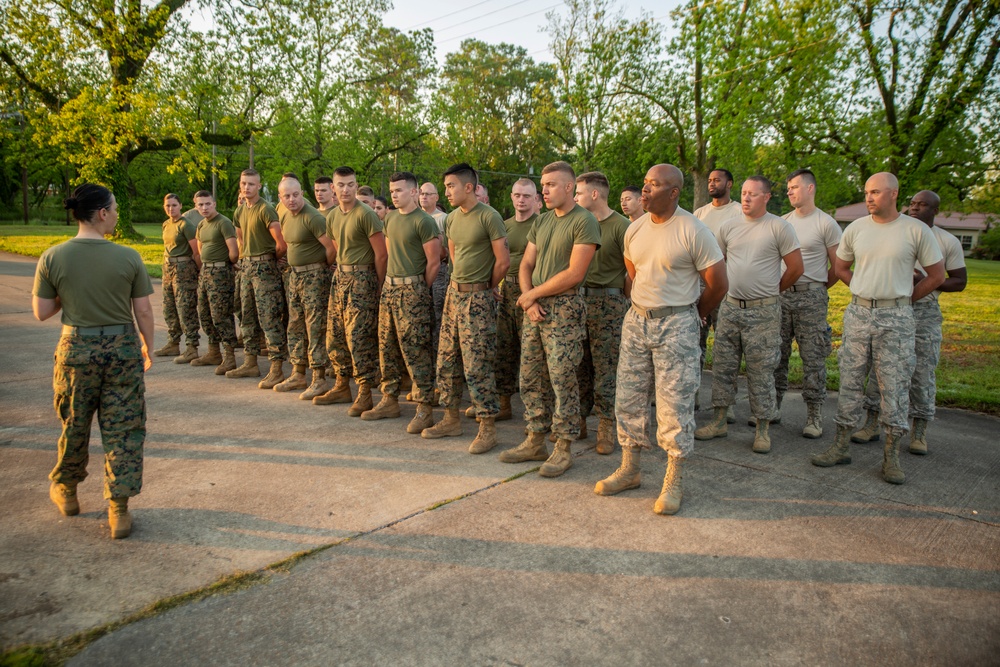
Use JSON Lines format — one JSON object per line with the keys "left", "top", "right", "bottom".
{"left": 1, "top": 0, "right": 998, "bottom": 236}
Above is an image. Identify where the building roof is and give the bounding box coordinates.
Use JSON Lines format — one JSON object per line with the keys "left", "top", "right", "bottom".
{"left": 833, "top": 202, "right": 995, "bottom": 231}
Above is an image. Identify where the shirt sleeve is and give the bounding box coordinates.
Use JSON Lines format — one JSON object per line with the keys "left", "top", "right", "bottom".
{"left": 836, "top": 223, "right": 856, "bottom": 262}
{"left": 941, "top": 233, "right": 966, "bottom": 271}
{"left": 264, "top": 203, "right": 280, "bottom": 224}
{"left": 363, "top": 208, "right": 384, "bottom": 236}
{"left": 692, "top": 224, "right": 724, "bottom": 271}
{"left": 222, "top": 219, "right": 237, "bottom": 239}
{"left": 418, "top": 214, "right": 439, "bottom": 244}
{"left": 915, "top": 224, "right": 943, "bottom": 268}
{"left": 575, "top": 213, "right": 602, "bottom": 248}
{"left": 308, "top": 211, "right": 327, "bottom": 239}
{"left": 195, "top": 220, "right": 205, "bottom": 242}
{"left": 130, "top": 251, "right": 154, "bottom": 298}
{"left": 485, "top": 210, "right": 507, "bottom": 241}
{"left": 183, "top": 219, "right": 198, "bottom": 242}
{"left": 775, "top": 218, "right": 801, "bottom": 256}
{"left": 32, "top": 252, "right": 57, "bottom": 299}
{"left": 822, "top": 214, "right": 843, "bottom": 247}
{"left": 623, "top": 221, "right": 638, "bottom": 263}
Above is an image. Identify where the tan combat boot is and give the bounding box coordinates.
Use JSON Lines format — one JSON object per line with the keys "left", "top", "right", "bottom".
{"left": 909, "top": 418, "right": 929, "bottom": 455}
{"left": 49, "top": 482, "right": 79, "bottom": 516}
{"left": 153, "top": 341, "right": 180, "bottom": 357}
{"left": 498, "top": 431, "right": 549, "bottom": 463}
{"left": 748, "top": 397, "right": 781, "bottom": 427}
{"left": 595, "top": 417, "right": 615, "bottom": 455}
{"left": 258, "top": 360, "right": 285, "bottom": 389}
{"left": 802, "top": 402, "right": 824, "bottom": 439}
{"left": 752, "top": 419, "right": 771, "bottom": 453}
{"left": 811, "top": 425, "right": 852, "bottom": 467}
{"left": 421, "top": 407, "right": 463, "bottom": 439}
{"left": 653, "top": 456, "right": 683, "bottom": 515}
{"left": 299, "top": 367, "right": 332, "bottom": 401}
{"left": 851, "top": 409, "right": 881, "bottom": 443}
{"left": 539, "top": 439, "right": 572, "bottom": 478}
{"left": 215, "top": 344, "right": 237, "bottom": 375}
{"left": 108, "top": 497, "right": 131, "bottom": 539}
{"left": 190, "top": 342, "right": 222, "bottom": 367}
{"left": 173, "top": 344, "right": 199, "bottom": 364}
{"left": 695, "top": 407, "right": 729, "bottom": 440}
{"left": 225, "top": 353, "right": 260, "bottom": 378}
{"left": 274, "top": 364, "right": 308, "bottom": 392}
{"left": 594, "top": 446, "right": 640, "bottom": 495}
{"left": 497, "top": 395, "right": 513, "bottom": 421}
{"left": 407, "top": 403, "right": 435, "bottom": 434}
{"left": 313, "top": 376, "right": 353, "bottom": 405}
{"left": 348, "top": 384, "right": 373, "bottom": 417}
{"left": 550, "top": 416, "right": 588, "bottom": 443}
{"left": 362, "top": 394, "right": 401, "bottom": 421}
{"left": 882, "top": 432, "right": 905, "bottom": 484}
{"left": 469, "top": 416, "right": 498, "bottom": 454}
{"left": 465, "top": 405, "right": 479, "bottom": 420}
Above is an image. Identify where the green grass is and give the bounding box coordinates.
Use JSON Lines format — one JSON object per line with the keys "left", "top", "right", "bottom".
{"left": 0, "top": 223, "right": 165, "bottom": 278}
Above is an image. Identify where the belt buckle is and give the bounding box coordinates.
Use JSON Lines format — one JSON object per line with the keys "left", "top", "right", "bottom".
{"left": 739, "top": 299, "right": 747, "bottom": 309}
{"left": 871, "top": 299, "right": 879, "bottom": 308}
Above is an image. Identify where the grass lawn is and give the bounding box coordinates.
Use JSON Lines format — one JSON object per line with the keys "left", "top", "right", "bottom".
{"left": 2, "top": 222, "right": 998, "bottom": 415}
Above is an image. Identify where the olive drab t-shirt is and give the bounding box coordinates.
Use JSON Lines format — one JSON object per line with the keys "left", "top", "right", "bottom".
{"left": 717, "top": 212, "right": 800, "bottom": 301}
{"left": 196, "top": 214, "right": 236, "bottom": 263}
{"left": 233, "top": 200, "right": 280, "bottom": 258}
{"left": 505, "top": 213, "right": 536, "bottom": 279}
{"left": 384, "top": 208, "right": 440, "bottom": 278}
{"left": 326, "top": 202, "right": 383, "bottom": 266}
{"left": 181, "top": 208, "right": 202, "bottom": 227}
{"left": 782, "top": 208, "right": 842, "bottom": 285}
{"left": 584, "top": 210, "right": 631, "bottom": 288}
{"left": 527, "top": 204, "right": 602, "bottom": 287}
{"left": 162, "top": 217, "right": 197, "bottom": 259}
{"left": 444, "top": 202, "right": 507, "bottom": 285}
{"left": 33, "top": 238, "right": 153, "bottom": 327}
{"left": 280, "top": 202, "right": 328, "bottom": 267}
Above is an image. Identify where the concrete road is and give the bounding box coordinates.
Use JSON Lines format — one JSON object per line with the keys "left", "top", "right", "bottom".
{"left": 0, "top": 251, "right": 997, "bottom": 665}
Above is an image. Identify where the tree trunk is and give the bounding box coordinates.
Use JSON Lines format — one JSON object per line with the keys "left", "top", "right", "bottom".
{"left": 110, "top": 155, "right": 142, "bottom": 241}
{"left": 692, "top": 169, "right": 710, "bottom": 210}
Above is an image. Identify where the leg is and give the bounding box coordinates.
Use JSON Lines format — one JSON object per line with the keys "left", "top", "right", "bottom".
{"left": 95, "top": 335, "right": 146, "bottom": 500}
{"left": 162, "top": 262, "right": 181, "bottom": 344}
{"left": 872, "top": 307, "right": 917, "bottom": 437}
{"left": 304, "top": 268, "right": 331, "bottom": 370}
{"left": 49, "top": 337, "right": 101, "bottom": 488}
{"left": 743, "top": 303, "right": 781, "bottom": 421}
{"left": 459, "top": 290, "right": 500, "bottom": 417}
{"left": 379, "top": 286, "right": 405, "bottom": 398}
{"left": 615, "top": 309, "right": 654, "bottom": 450}
{"left": 397, "top": 284, "right": 435, "bottom": 404}
{"left": 343, "top": 271, "right": 380, "bottom": 386}
{"left": 773, "top": 294, "right": 795, "bottom": 404}
{"left": 198, "top": 272, "right": 219, "bottom": 346}
{"left": 797, "top": 289, "right": 832, "bottom": 406}
{"left": 590, "top": 294, "right": 628, "bottom": 420}
{"left": 543, "top": 296, "right": 586, "bottom": 440}
{"left": 835, "top": 303, "right": 873, "bottom": 429}
{"left": 652, "top": 309, "right": 702, "bottom": 459}
{"left": 175, "top": 261, "right": 201, "bottom": 347}
{"left": 286, "top": 271, "right": 308, "bottom": 367}
{"left": 520, "top": 314, "right": 553, "bottom": 433}
{"left": 253, "top": 261, "right": 288, "bottom": 362}
{"left": 908, "top": 302, "right": 942, "bottom": 421}
{"left": 436, "top": 287, "right": 465, "bottom": 409}
{"left": 710, "top": 301, "right": 742, "bottom": 409}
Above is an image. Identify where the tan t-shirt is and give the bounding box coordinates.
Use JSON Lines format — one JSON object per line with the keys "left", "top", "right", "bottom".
{"left": 584, "top": 211, "right": 630, "bottom": 288}
{"left": 624, "top": 209, "right": 723, "bottom": 309}
{"left": 33, "top": 238, "right": 153, "bottom": 327}
{"left": 233, "top": 200, "right": 279, "bottom": 258}
{"left": 837, "top": 213, "right": 943, "bottom": 300}
{"left": 326, "top": 202, "right": 383, "bottom": 266}
{"left": 782, "top": 208, "right": 842, "bottom": 285}
{"left": 693, "top": 200, "right": 742, "bottom": 236}
{"left": 385, "top": 208, "right": 439, "bottom": 277}
{"left": 445, "top": 202, "right": 507, "bottom": 284}
{"left": 527, "top": 205, "right": 601, "bottom": 287}
{"left": 162, "top": 217, "right": 197, "bottom": 259}
{"left": 718, "top": 212, "right": 800, "bottom": 300}
{"left": 915, "top": 224, "right": 966, "bottom": 303}
{"left": 506, "top": 213, "right": 536, "bottom": 279}
{"left": 196, "top": 214, "right": 236, "bottom": 263}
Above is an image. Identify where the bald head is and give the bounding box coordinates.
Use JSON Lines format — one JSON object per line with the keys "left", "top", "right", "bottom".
{"left": 907, "top": 189, "right": 941, "bottom": 227}
{"left": 643, "top": 163, "right": 684, "bottom": 220}
{"left": 864, "top": 171, "right": 900, "bottom": 221}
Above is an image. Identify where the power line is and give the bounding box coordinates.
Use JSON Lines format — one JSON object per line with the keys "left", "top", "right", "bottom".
{"left": 439, "top": 3, "right": 563, "bottom": 45}
{"left": 431, "top": 0, "right": 535, "bottom": 35}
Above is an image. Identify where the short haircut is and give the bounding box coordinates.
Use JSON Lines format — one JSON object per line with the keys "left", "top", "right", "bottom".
{"left": 542, "top": 161, "right": 575, "bottom": 179}
{"left": 622, "top": 185, "right": 642, "bottom": 195}
{"left": 241, "top": 168, "right": 260, "bottom": 179}
{"left": 745, "top": 175, "right": 772, "bottom": 193}
{"left": 314, "top": 175, "right": 333, "bottom": 185}
{"left": 333, "top": 166, "right": 356, "bottom": 179}
{"left": 374, "top": 196, "right": 388, "bottom": 207}
{"left": 358, "top": 185, "right": 375, "bottom": 197}
{"left": 389, "top": 171, "right": 419, "bottom": 189}
{"left": 281, "top": 171, "right": 299, "bottom": 182}
{"left": 193, "top": 190, "right": 213, "bottom": 200}
{"left": 710, "top": 168, "right": 734, "bottom": 184}
{"left": 576, "top": 171, "right": 610, "bottom": 195}
{"left": 787, "top": 168, "right": 816, "bottom": 186}
{"left": 164, "top": 193, "right": 181, "bottom": 203}
{"left": 513, "top": 177, "right": 536, "bottom": 191}
{"left": 443, "top": 163, "right": 478, "bottom": 188}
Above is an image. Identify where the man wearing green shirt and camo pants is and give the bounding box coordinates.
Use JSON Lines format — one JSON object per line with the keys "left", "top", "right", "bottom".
{"left": 191, "top": 190, "right": 239, "bottom": 375}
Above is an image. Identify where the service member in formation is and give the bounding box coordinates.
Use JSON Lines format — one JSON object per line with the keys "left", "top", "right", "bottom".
{"left": 850, "top": 189, "right": 965, "bottom": 455}
{"left": 620, "top": 185, "right": 645, "bottom": 222}
{"left": 274, "top": 174, "right": 336, "bottom": 399}
{"left": 190, "top": 190, "right": 239, "bottom": 375}
{"left": 419, "top": 181, "right": 450, "bottom": 365}
{"left": 812, "top": 173, "right": 943, "bottom": 483}
{"left": 573, "top": 171, "right": 632, "bottom": 454}
{"left": 313, "top": 175, "right": 337, "bottom": 214}
{"left": 357, "top": 185, "right": 376, "bottom": 209}
{"left": 226, "top": 169, "right": 290, "bottom": 388}
{"left": 34, "top": 183, "right": 155, "bottom": 539}
{"left": 770, "top": 169, "right": 842, "bottom": 438}
{"left": 313, "top": 166, "right": 387, "bottom": 415}
{"left": 695, "top": 176, "right": 803, "bottom": 453}
{"left": 154, "top": 193, "right": 201, "bottom": 363}
{"left": 595, "top": 164, "right": 727, "bottom": 515}
{"left": 361, "top": 171, "right": 441, "bottom": 432}
{"left": 421, "top": 163, "right": 509, "bottom": 453}
{"left": 497, "top": 161, "right": 600, "bottom": 477}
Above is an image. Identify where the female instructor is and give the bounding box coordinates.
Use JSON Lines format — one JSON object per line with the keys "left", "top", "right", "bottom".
{"left": 32, "top": 183, "right": 155, "bottom": 540}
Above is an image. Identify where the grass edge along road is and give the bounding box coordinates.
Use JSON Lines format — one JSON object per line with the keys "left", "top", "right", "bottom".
{"left": 2, "top": 223, "right": 998, "bottom": 416}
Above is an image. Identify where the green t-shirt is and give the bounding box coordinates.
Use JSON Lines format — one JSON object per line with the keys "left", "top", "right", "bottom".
{"left": 584, "top": 211, "right": 631, "bottom": 288}
{"left": 445, "top": 202, "right": 507, "bottom": 284}
{"left": 326, "top": 202, "right": 383, "bottom": 266}
{"left": 196, "top": 213, "right": 236, "bottom": 264}
{"left": 280, "top": 202, "right": 328, "bottom": 267}
{"left": 33, "top": 238, "right": 153, "bottom": 327}
{"left": 527, "top": 204, "right": 601, "bottom": 287}
{"left": 162, "top": 217, "right": 197, "bottom": 259}
{"left": 233, "top": 200, "right": 279, "bottom": 258}
{"left": 506, "top": 213, "right": 536, "bottom": 279}
{"left": 181, "top": 208, "right": 202, "bottom": 227}
{"left": 385, "top": 208, "right": 439, "bottom": 278}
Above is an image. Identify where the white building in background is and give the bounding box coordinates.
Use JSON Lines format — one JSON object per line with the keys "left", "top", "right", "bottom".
{"left": 833, "top": 202, "right": 995, "bottom": 256}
